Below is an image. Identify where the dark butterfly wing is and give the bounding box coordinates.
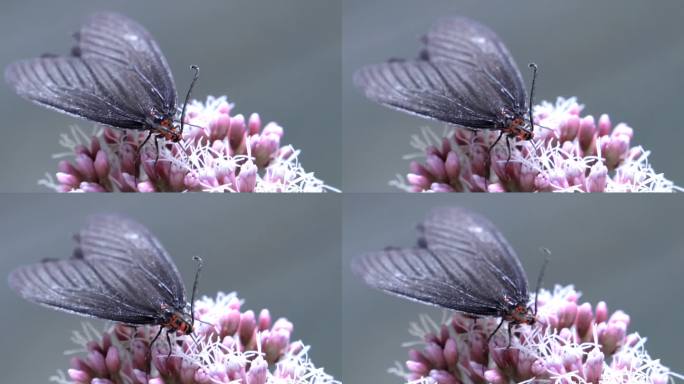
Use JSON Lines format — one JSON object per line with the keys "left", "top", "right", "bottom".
{"left": 75, "top": 214, "right": 186, "bottom": 304}
{"left": 77, "top": 12, "right": 176, "bottom": 115}
{"left": 354, "top": 16, "right": 526, "bottom": 129}
{"left": 5, "top": 57, "right": 152, "bottom": 129}
{"left": 418, "top": 207, "right": 528, "bottom": 301}
{"left": 8, "top": 215, "right": 186, "bottom": 324}
{"left": 352, "top": 247, "right": 504, "bottom": 315}
{"left": 423, "top": 17, "right": 526, "bottom": 108}
{"left": 352, "top": 207, "right": 528, "bottom": 315}
{"left": 8, "top": 257, "right": 163, "bottom": 324}
{"left": 354, "top": 60, "right": 499, "bottom": 128}
{"left": 4, "top": 12, "right": 176, "bottom": 130}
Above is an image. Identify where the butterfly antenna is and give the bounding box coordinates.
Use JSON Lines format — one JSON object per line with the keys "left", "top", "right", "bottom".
{"left": 536, "top": 124, "right": 554, "bottom": 132}
{"left": 527, "top": 63, "right": 538, "bottom": 135}
{"left": 530, "top": 138, "right": 539, "bottom": 153}
{"left": 196, "top": 319, "right": 213, "bottom": 326}
{"left": 179, "top": 65, "right": 200, "bottom": 136}
{"left": 190, "top": 332, "right": 200, "bottom": 347}
{"left": 534, "top": 248, "right": 551, "bottom": 315}
{"left": 182, "top": 122, "right": 207, "bottom": 130}
{"left": 190, "top": 255, "right": 203, "bottom": 326}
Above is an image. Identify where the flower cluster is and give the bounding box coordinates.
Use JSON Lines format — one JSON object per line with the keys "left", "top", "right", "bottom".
{"left": 391, "top": 285, "right": 681, "bottom": 384}
{"left": 391, "top": 98, "right": 679, "bottom": 192}
{"left": 40, "top": 96, "right": 332, "bottom": 192}
{"left": 51, "top": 292, "right": 337, "bottom": 384}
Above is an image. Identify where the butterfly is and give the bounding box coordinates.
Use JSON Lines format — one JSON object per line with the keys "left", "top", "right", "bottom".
{"left": 354, "top": 17, "right": 539, "bottom": 158}
{"left": 5, "top": 12, "right": 200, "bottom": 158}
{"left": 9, "top": 214, "right": 203, "bottom": 353}
{"left": 353, "top": 207, "right": 547, "bottom": 343}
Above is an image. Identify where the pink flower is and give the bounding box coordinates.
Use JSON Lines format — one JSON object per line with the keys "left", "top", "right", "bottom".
{"left": 50, "top": 292, "right": 338, "bottom": 384}
{"left": 392, "top": 98, "right": 680, "bottom": 192}
{"left": 40, "top": 96, "right": 334, "bottom": 192}
{"left": 391, "top": 285, "right": 681, "bottom": 384}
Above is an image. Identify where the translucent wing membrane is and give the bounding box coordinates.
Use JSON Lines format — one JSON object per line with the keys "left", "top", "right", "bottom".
{"left": 418, "top": 207, "right": 528, "bottom": 300}
{"left": 77, "top": 12, "right": 176, "bottom": 112}
{"left": 75, "top": 214, "right": 186, "bottom": 304}
{"left": 4, "top": 12, "right": 177, "bottom": 131}
{"left": 354, "top": 16, "right": 527, "bottom": 129}
{"left": 423, "top": 17, "right": 526, "bottom": 106}
{"left": 352, "top": 207, "right": 529, "bottom": 316}
{"left": 9, "top": 258, "right": 162, "bottom": 323}
{"left": 6, "top": 58, "right": 152, "bottom": 129}
{"left": 354, "top": 61, "right": 502, "bottom": 128}
{"left": 352, "top": 247, "right": 504, "bottom": 315}
{"left": 8, "top": 215, "right": 186, "bottom": 325}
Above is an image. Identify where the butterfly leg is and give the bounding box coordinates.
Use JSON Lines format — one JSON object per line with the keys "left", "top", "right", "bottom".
{"left": 150, "top": 326, "right": 163, "bottom": 347}
{"left": 166, "top": 329, "right": 174, "bottom": 358}
{"left": 505, "top": 136, "right": 513, "bottom": 165}
{"left": 140, "top": 131, "right": 153, "bottom": 150}
{"left": 488, "top": 131, "right": 505, "bottom": 155}
{"left": 506, "top": 322, "right": 515, "bottom": 348}
{"left": 487, "top": 317, "right": 505, "bottom": 344}
{"left": 136, "top": 131, "right": 155, "bottom": 169}
{"left": 154, "top": 135, "right": 162, "bottom": 165}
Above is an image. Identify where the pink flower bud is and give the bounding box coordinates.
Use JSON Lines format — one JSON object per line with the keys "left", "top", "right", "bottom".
{"left": 209, "top": 114, "right": 231, "bottom": 140}
{"left": 426, "top": 154, "right": 447, "bottom": 181}
{"left": 56, "top": 172, "right": 80, "bottom": 188}
{"left": 74, "top": 153, "right": 97, "bottom": 182}
{"left": 407, "top": 173, "right": 431, "bottom": 190}
{"left": 429, "top": 369, "right": 459, "bottom": 384}
{"left": 579, "top": 116, "right": 597, "bottom": 151}
{"left": 560, "top": 115, "right": 579, "bottom": 142}
{"left": 406, "top": 360, "right": 429, "bottom": 376}
{"left": 67, "top": 368, "right": 91, "bottom": 383}
{"left": 239, "top": 310, "right": 257, "bottom": 347}
{"left": 586, "top": 163, "right": 608, "bottom": 192}
{"left": 246, "top": 357, "right": 268, "bottom": 384}
{"left": 237, "top": 163, "right": 258, "bottom": 192}
{"left": 597, "top": 114, "right": 612, "bottom": 136}
{"left": 258, "top": 309, "right": 271, "bottom": 331}
{"left": 93, "top": 151, "right": 110, "bottom": 181}
{"left": 262, "top": 122, "right": 284, "bottom": 138}
{"left": 596, "top": 301, "right": 609, "bottom": 323}
{"left": 575, "top": 302, "right": 594, "bottom": 339}
{"left": 80, "top": 182, "right": 107, "bottom": 192}
{"left": 248, "top": 113, "right": 262, "bottom": 135}
{"left": 137, "top": 181, "right": 156, "bottom": 192}
{"left": 584, "top": 347, "right": 604, "bottom": 383}
{"left": 229, "top": 114, "right": 246, "bottom": 150}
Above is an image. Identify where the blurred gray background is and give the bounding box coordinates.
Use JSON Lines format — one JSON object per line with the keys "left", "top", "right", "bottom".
{"left": 343, "top": 0, "right": 684, "bottom": 191}
{"left": 0, "top": 0, "right": 341, "bottom": 191}
{"left": 343, "top": 195, "right": 684, "bottom": 383}
{"left": 0, "top": 195, "right": 341, "bottom": 382}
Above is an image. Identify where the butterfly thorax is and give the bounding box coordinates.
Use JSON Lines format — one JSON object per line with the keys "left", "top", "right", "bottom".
{"left": 161, "top": 305, "right": 193, "bottom": 334}
{"left": 502, "top": 117, "right": 534, "bottom": 140}
{"left": 148, "top": 114, "right": 182, "bottom": 142}
{"left": 505, "top": 304, "right": 535, "bottom": 325}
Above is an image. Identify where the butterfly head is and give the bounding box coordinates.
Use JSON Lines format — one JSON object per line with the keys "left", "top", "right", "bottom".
{"left": 516, "top": 128, "right": 534, "bottom": 141}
